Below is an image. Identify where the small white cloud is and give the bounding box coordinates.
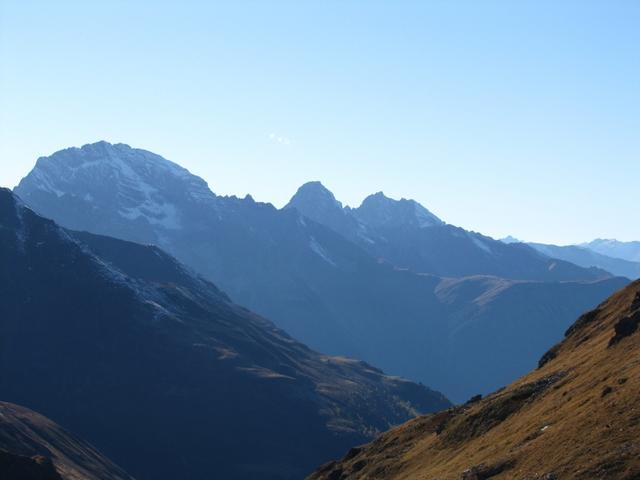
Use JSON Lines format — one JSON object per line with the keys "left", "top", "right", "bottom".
{"left": 268, "top": 133, "right": 291, "bottom": 145}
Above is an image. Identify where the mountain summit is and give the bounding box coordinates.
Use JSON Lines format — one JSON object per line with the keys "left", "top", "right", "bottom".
{"left": 285, "top": 181, "right": 613, "bottom": 283}
{"left": 15, "top": 141, "right": 217, "bottom": 244}
{"left": 288, "top": 181, "right": 344, "bottom": 211}
{"left": 286, "top": 184, "right": 443, "bottom": 240}
{"left": 285, "top": 181, "right": 362, "bottom": 235}
{"left": 353, "top": 191, "right": 443, "bottom": 229}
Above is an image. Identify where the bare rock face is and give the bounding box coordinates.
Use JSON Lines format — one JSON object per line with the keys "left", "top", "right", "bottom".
{"left": 461, "top": 461, "right": 513, "bottom": 480}
{"left": 609, "top": 309, "right": 640, "bottom": 346}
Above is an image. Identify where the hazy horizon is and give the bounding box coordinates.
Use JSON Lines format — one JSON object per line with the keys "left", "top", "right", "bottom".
{"left": 1, "top": 1, "right": 638, "bottom": 244}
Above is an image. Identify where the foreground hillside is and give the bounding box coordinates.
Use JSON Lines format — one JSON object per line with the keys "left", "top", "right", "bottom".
{"left": 0, "top": 402, "right": 133, "bottom": 480}
{"left": 13, "top": 141, "right": 628, "bottom": 402}
{"left": 0, "top": 188, "right": 449, "bottom": 480}
{"left": 310, "top": 280, "right": 640, "bottom": 480}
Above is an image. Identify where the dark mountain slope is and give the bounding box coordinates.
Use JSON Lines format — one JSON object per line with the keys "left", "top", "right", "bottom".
{"left": 286, "top": 182, "right": 611, "bottom": 282}
{"left": 0, "top": 402, "right": 133, "bottom": 480}
{"left": 0, "top": 451, "right": 62, "bottom": 480}
{"left": 0, "top": 188, "right": 449, "bottom": 480}
{"left": 310, "top": 280, "right": 640, "bottom": 480}
{"left": 529, "top": 242, "right": 640, "bottom": 279}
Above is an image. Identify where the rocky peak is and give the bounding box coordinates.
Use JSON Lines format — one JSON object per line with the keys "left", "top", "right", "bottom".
{"left": 500, "top": 235, "right": 522, "bottom": 244}
{"left": 14, "top": 141, "right": 218, "bottom": 232}
{"left": 354, "top": 191, "right": 442, "bottom": 229}
{"left": 286, "top": 181, "right": 343, "bottom": 214}
{"left": 284, "top": 181, "right": 361, "bottom": 237}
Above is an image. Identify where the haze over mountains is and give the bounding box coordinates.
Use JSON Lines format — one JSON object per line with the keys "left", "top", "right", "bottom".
{"left": 13, "top": 141, "right": 629, "bottom": 402}
{"left": 528, "top": 242, "right": 640, "bottom": 280}
{"left": 310, "top": 279, "right": 640, "bottom": 480}
{"left": 499, "top": 237, "right": 640, "bottom": 280}
{"left": 0, "top": 188, "right": 449, "bottom": 479}
{"left": 581, "top": 239, "right": 640, "bottom": 263}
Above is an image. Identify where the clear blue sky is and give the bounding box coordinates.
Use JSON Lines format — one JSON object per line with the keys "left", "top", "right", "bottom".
{"left": 1, "top": 1, "right": 638, "bottom": 244}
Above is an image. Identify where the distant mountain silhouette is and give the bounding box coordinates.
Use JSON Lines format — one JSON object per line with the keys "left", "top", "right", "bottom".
{"left": 0, "top": 188, "right": 449, "bottom": 480}
{"left": 499, "top": 235, "right": 521, "bottom": 244}
{"left": 581, "top": 238, "right": 640, "bottom": 263}
{"left": 528, "top": 242, "right": 640, "bottom": 279}
{"left": 14, "top": 142, "right": 628, "bottom": 402}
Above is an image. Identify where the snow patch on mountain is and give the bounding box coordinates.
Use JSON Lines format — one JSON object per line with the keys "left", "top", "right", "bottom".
{"left": 29, "top": 168, "right": 66, "bottom": 198}
{"left": 120, "top": 202, "right": 181, "bottom": 229}
{"left": 15, "top": 142, "right": 226, "bottom": 231}
{"left": 413, "top": 201, "right": 442, "bottom": 228}
{"left": 309, "top": 236, "right": 336, "bottom": 266}
{"left": 471, "top": 235, "right": 492, "bottom": 254}
{"left": 500, "top": 235, "right": 522, "bottom": 244}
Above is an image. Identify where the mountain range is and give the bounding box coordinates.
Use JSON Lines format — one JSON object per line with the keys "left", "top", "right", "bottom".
{"left": 286, "top": 181, "right": 611, "bottom": 282}
{"left": 0, "top": 188, "right": 449, "bottom": 480}
{"left": 310, "top": 279, "right": 640, "bottom": 479}
{"left": 4, "top": 140, "right": 639, "bottom": 480}
{"left": 581, "top": 239, "right": 640, "bottom": 263}
{"left": 499, "top": 236, "right": 640, "bottom": 280}
{"left": 13, "top": 141, "right": 629, "bottom": 402}
{"left": 528, "top": 242, "right": 640, "bottom": 280}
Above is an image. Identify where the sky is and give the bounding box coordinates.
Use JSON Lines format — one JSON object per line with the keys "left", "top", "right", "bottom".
{"left": 1, "top": 0, "right": 638, "bottom": 244}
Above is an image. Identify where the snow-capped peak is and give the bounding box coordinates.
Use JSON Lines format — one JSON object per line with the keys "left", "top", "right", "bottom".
{"left": 500, "top": 235, "right": 522, "bottom": 244}
{"left": 15, "top": 141, "right": 217, "bottom": 231}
